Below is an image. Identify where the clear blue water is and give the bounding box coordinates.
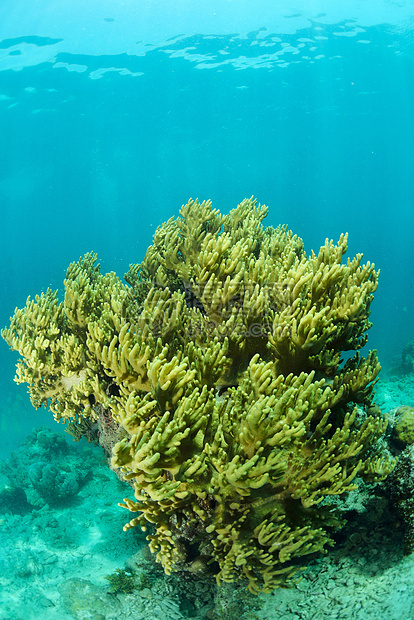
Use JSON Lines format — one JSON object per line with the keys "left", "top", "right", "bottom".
{"left": 0, "top": 5, "right": 413, "bottom": 448}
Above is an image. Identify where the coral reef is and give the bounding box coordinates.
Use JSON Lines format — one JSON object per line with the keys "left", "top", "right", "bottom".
{"left": 401, "top": 340, "right": 414, "bottom": 375}
{"left": 391, "top": 406, "right": 414, "bottom": 448}
{"left": 28, "top": 460, "right": 83, "bottom": 505}
{"left": 0, "top": 472, "right": 31, "bottom": 515}
{"left": 387, "top": 444, "right": 414, "bottom": 554}
{"left": 388, "top": 339, "right": 414, "bottom": 377}
{"left": 0, "top": 427, "right": 91, "bottom": 508}
{"left": 2, "top": 197, "right": 396, "bottom": 592}
{"left": 105, "top": 568, "right": 136, "bottom": 594}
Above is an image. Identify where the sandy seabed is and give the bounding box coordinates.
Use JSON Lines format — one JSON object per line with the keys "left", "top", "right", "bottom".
{"left": 0, "top": 373, "right": 413, "bottom": 620}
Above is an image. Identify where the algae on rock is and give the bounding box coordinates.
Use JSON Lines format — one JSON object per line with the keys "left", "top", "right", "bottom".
{"left": 2, "top": 197, "right": 395, "bottom": 593}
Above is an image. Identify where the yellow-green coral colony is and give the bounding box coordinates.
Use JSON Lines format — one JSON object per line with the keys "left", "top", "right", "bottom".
{"left": 1, "top": 198, "right": 395, "bottom": 593}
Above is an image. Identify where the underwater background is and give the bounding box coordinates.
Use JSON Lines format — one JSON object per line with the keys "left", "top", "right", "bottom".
{"left": 1, "top": 1, "right": 414, "bottom": 619}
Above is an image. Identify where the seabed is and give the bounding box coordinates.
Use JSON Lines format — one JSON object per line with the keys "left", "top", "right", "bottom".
{"left": 0, "top": 372, "right": 413, "bottom": 620}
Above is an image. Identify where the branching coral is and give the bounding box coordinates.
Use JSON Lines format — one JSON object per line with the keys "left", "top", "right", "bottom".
{"left": 2, "top": 197, "right": 395, "bottom": 592}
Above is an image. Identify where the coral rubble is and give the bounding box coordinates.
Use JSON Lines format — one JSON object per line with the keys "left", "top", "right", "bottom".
{"left": 1, "top": 197, "right": 395, "bottom": 592}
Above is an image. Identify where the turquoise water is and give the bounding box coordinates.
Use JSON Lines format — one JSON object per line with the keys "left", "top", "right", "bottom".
{"left": 1, "top": 2, "right": 414, "bottom": 618}
{"left": 1, "top": 3, "right": 413, "bottom": 374}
